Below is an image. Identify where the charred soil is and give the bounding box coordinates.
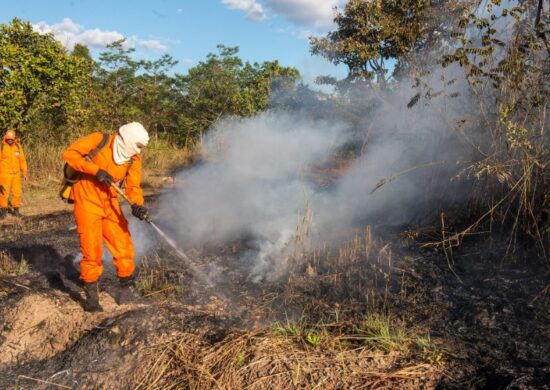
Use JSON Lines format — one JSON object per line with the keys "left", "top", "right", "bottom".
{"left": 0, "top": 207, "right": 548, "bottom": 389}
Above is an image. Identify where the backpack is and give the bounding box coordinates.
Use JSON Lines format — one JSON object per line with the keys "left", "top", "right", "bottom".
{"left": 60, "top": 133, "right": 110, "bottom": 203}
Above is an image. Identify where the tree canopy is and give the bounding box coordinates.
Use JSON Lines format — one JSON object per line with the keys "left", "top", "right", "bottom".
{"left": 0, "top": 19, "right": 300, "bottom": 146}
{"left": 0, "top": 18, "right": 90, "bottom": 140}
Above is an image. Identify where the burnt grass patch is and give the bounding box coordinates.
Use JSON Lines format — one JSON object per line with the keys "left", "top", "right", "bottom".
{"left": 0, "top": 208, "right": 548, "bottom": 388}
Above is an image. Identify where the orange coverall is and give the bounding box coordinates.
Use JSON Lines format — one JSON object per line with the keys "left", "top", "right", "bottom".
{"left": 63, "top": 132, "right": 144, "bottom": 283}
{"left": 0, "top": 137, "right": 27, "bottom": 209}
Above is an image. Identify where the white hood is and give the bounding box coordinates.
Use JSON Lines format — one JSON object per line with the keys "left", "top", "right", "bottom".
{"left": 113, "top": 122, "right": 149, "bottom": 165}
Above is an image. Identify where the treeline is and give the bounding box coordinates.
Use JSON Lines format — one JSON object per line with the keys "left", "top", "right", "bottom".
{"left": 0, "top": 18, "right": 300, "bottom": 146}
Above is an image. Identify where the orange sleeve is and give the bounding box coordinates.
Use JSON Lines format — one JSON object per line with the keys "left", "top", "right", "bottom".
{"left": 62, "top": 132, "right": 103, "bottom": 176}
{"left": 18, "top": 145, "right": 28, "bottom": 175}
{"left": 124, "top": 155, "right": 144, "bottom": 206}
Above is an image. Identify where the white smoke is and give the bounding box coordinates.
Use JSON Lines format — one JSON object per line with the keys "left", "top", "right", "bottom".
{"left": 153, "top": 64, "right": 478, "bottom": 282}
{"left": 156, "top": 113, "right": 351, "bottom": 280}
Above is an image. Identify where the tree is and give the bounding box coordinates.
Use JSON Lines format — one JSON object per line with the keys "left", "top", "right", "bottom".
{"left": 0, "top": 18, "right": 90, "bottom": 141}
{"left": 92, "top": 39, "right": 141, "bottom": 129}
{"left": 174, "top": 45, "right": 299, "bottom": 145}
{"left": 310, "top": 0, "right": 464, "bottom": 87}
{"left": 134, "top": 54, "right": 179, "bottom": 136}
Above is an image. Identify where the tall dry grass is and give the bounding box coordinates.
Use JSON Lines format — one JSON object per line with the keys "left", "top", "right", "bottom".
{"left": 136, "top": 229, "right": 443, "bottom": 389}
{"left": 20, "top": 137, "right": 196, "bottom": 210}
{"left": 431, "top": 2, "right": 550, "bottom": 259}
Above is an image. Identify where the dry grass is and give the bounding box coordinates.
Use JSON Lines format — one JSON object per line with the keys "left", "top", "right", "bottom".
{"left": 135, "top": 228, "right": 444, "bottom": 389}
{"left": 281, "top": 226, "right": 400, "bottom": 317}
{"left": 0, "top": 250, "right": 30, "bottom": 276}
{"left": 137, "top": 318, "right": 442, "bottom": 390}
{"left": 135, "top": 255, "right": 184, "bottom": 298}
{"left": 19, "top": 138, "right": 196, "bottom": 214}
{"left": 140, "top": 138, "right": 197, "bottom": 189}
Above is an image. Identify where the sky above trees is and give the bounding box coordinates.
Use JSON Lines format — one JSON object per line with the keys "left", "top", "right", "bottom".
{"left": 0, "top": 0, "right": 348, "bottom": 85}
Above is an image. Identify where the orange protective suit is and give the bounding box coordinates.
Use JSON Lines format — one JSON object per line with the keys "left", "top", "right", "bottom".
{"left": 0, "top": 133, "right": 27, "bottom": 209}
{"left": 63, "top": 132, "right": 144, "bottom": 283}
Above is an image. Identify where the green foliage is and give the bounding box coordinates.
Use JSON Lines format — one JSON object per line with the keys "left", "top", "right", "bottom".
{"left": 1, "top": 19, "right": 298, "bottom": 148}
{"left": 358, "top": 314, "right": 407, "bottom": 352}
{"left": 174, "top": 45, "right": 299, "bottom": 145}
{"left": 305, "top": 330, "right": 322, "bottom": 346}
{"left": 415, "top": 335, "right": 444, "bottom": 365}
{"left": 273, "top": 320, "right": 303, "bottom": 338}
{"left": 310, "top": 0, "right": 464, "bottom": 86}
{"left": 0, "top": 18, "right": 91, "bottom": 142}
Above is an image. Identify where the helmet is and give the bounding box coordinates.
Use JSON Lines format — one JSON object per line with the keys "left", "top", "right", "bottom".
{"left": 4, "top": 129, "right": 16, "bottom": 140}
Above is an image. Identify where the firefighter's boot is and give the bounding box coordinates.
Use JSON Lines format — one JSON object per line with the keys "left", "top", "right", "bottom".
{"left": 116, "top": 276, "right": 138, "bottom": 305}
{"left": 83, "top": 282, "right": 103, "bottom": 312}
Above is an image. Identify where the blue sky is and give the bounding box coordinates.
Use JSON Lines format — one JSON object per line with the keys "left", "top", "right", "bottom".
{"left": 0, "top": 0, "right": 348, "bottom": 86}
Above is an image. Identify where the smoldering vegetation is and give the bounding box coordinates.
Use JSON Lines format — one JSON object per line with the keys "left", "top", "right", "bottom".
{"left": 151, "top": 64, "right": 480, "bottom": 282}
{"left": 150, "top": 0, "right": 549, "bottom": 285}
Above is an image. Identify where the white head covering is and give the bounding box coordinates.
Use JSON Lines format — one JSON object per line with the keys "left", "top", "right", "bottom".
{"left": 113, "top": 122, "right": 149, "bottom": 165}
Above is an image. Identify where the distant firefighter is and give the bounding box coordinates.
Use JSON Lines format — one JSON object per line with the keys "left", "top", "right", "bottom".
{"left": 63, "top": 122, "right": 150, "bottom": 312}
{"left": 0, "top": 129, "right": 28, "bottom": 219}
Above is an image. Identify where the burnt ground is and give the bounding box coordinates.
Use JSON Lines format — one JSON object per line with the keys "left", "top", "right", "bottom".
{"left": 0, "top": 206, "right": 548, "bottom": 389}
{"left": 396, "top": 238, "right": 550, "bottom": 389}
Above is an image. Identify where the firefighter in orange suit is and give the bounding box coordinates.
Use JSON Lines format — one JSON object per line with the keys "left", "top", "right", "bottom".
{"left": 63, "top": 122, "right": 149, "bottom": 312}
{"left": 0, "top": 129, "right": 28, "bottom": 219}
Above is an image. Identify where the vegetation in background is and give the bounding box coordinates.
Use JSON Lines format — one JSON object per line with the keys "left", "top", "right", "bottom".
{"left": 0, "top": 19, "right": 300, "bottom": 149}
{"left": 310, "top": 0, "right": 466, "bottom": 87}
{"left": 311, "top": 0, "right": 549, "bottom": 252}
{"left": 0, "top": 18, "right": 300, "bottom": 205}
{"left": 0, "top": 19, "right": 90, "bottom": 143}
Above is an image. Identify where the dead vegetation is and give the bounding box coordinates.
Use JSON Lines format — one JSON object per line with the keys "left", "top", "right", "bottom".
{"left": 0, "top": 250, "right": 29, "bottom": 276}
{"left": 131, "top": 227, "right": 447, "bottom": 389}
{"left": 139, "top": 320, "right": 441, "bottom": 390}
{"left": 0, "top": 199, "right": 548, "bottom": 388}
{"left": 135, "top": 255, "right": 184, "bottom": 299}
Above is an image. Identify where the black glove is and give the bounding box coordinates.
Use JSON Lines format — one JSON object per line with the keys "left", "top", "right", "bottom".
{"left": 131, "top": 204, "right": 149, "bottom": 221}
{"left": 96, "top": 169, "right": 113, "bottom": 185}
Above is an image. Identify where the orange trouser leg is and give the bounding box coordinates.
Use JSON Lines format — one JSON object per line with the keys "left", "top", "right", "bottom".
{"left": 75, "top": 207, "right": 104, "bottom": 283}
{"left": 10, "top": 174, "right": 22, "bottom": 208}
{"left": 0, "top": 174, "right": 14, "bottom": 208}
{"left": 102, "top": 211, "right": 135, "bottom": 278}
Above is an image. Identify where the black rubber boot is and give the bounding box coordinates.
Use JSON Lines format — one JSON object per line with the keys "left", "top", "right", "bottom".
{"left": 116, "top": 276, "right": 138, "bottom": 305}
{"left": 10, "top": 208, "right": 21, "bottom": 217}
{"left": 83, "top": 282, "right": 103, "bottom": 312}
{"left": 0, "top": 208, "right": 7, "bottom": 220}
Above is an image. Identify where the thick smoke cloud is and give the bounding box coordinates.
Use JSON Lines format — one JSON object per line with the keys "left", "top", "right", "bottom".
{"left": 155, "top": 113, "right": 351, "bottom": 280}
{"left": 151, "top": 64, "right": 477, "bottom": 282}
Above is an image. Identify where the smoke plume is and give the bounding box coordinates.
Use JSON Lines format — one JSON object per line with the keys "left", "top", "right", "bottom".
{"left": 151, "top": 63, "right": 478, "bottom": 282}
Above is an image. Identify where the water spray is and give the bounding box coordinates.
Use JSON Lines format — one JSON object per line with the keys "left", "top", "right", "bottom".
{"left": 110, "top": 182, "right": 215, "bottom": 289}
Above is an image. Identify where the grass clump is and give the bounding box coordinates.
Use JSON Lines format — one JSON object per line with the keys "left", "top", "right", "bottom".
{"left": 415, "top": 335, "right": 445, "bottom": 366}
{"left": 0, "top": 250, "right": 30, "bottom": 276}
{"left": 140, "top": 315, "right": 442, "bottom": 389}
{"left": 357, "top": 313, "right": 407, "bottom": 352}
{"left": 135, "top": 256, "right": 183, "bottom": 298}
